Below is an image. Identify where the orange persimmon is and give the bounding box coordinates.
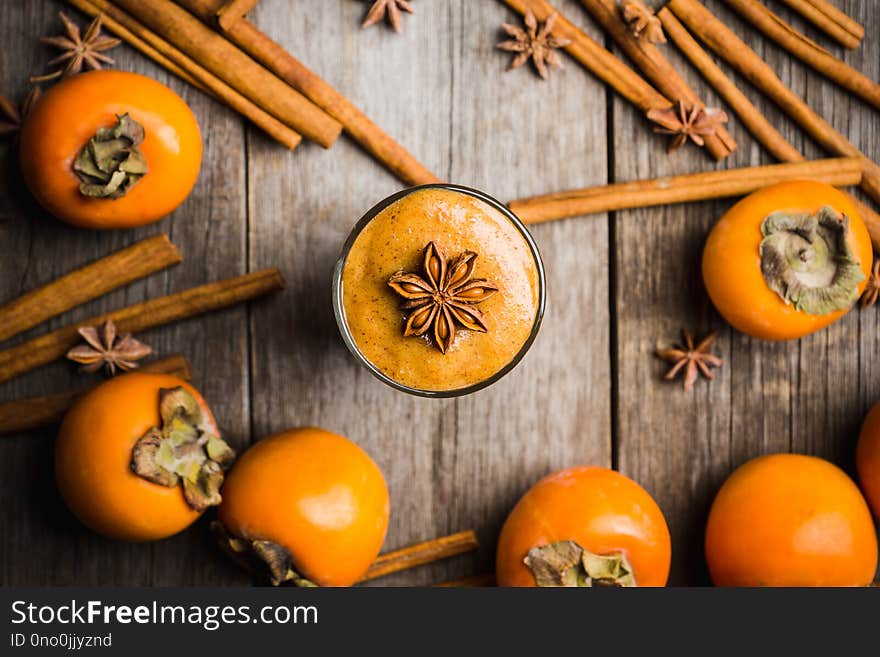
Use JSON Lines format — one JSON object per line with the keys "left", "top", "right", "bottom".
{"left": 702, "top": 181, "right": 872, "bottom": 341}
{"left": 56, "top": 372, "right": 227, "bottom": 541}
{"left": 496, "top": 466, "right": 671, "bottom": 587}
{"left": 216, "top": 427, "right": 390, "bottom": 587}
{"left": 20, "top": 70, "right": 201, "bottom": 229}
{"left": 857, "top": 400, "right": 880, "bottom": 521}
{"left": 705, "top": 454, "right": 878, "bottom": 587}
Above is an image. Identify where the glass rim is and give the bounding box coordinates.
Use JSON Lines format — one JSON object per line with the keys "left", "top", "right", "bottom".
{"left": 332, "top": 183, "right": 547, "bottom": 398}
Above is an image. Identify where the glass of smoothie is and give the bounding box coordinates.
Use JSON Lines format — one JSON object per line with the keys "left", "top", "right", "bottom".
{"left": 333, "top": 184, "right": 545, "bottom": 397}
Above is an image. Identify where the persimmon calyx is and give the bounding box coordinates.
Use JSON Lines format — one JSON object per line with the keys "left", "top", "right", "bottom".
{"left": 212, "top": 522, "right": 317, "bottom": 587}
{"left": 73, "top": 113, "right": 148, "bottom": 199}
{"left": 130, "top": 387, "right": 235, "bottom": 511}
{"left": 759, "top": 206, "right": 865, "bottom": 315}
{"left": 524, "top": 540, "right": 636, "bottom": 587}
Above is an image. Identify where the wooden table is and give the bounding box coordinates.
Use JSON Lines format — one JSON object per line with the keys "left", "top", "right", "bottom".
{"left": 1, "top": 0, "right": 878, "bottom": 586}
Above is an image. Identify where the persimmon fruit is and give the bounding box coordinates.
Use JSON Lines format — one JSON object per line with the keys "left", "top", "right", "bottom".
{"left": 56, "top": 372, "right": 232, "bottom": 541}
{"left": 496, "top": 466, "right": 671, "bottom": 587}
{"left": 702, "top": 181, "right": 873, "bottom": 341}
{"left": 216, "top": 427, "right": 390, "bottom": 587}
{"left": 705, "top": 454, "right": 878, "bottom": 586}
{"left": 20, "top": 70, "right": 202, "bottom": 229}
{"left": 857, "top": 400, "right": 880, "bottom": 521}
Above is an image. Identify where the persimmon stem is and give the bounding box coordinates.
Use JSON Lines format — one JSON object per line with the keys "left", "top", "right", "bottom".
{"left": 73, "top": 113, "right": 148, "bottom": 198}
{"left": 759, "top": 206, "right": 865, "bottom": 315}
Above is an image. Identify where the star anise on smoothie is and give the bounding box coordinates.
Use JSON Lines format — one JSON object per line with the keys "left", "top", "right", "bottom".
{"left": 647, "top": 101, "right": 728, "bottom": 152}
{"left": 497, "top": 10, "right": 571, "bottom": 80}
{"left": 388, "top": 242, "right": 500, "bottom": 354}
{"left": 657, "top": 329, "right": 723, "bottom": 392}
{"left": 0, "top": 86, "right": 41, "bottom": 138}
{"left": 66, "top": 319, "right": 151, "bottom": 375}
{"left": 31, "top": 12, "right": 121, "bottom": 83}
{"left": 621, "top": 0, "right": 666, "bottom": 44}
{"left": 861, "top": 260, "right": 880, "bottom": 308}
{"left": 361, "top": 0, "right": 414, "bottom": 33}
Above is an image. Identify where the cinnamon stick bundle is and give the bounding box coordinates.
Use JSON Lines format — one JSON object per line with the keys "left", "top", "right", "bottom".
{"left": 657, "top": 7, "right": 802, "bottom": 164}
{"left": 0, "top": 235, "right": 181, "bottom": 344}
{"left": 500, "top": 0, "right": 678, "bottom": 143}
{"left": 175, "top": 0, "right": 441, "bottom": 186}
{"left": 509, "top": 157, "right": 862, "bottom": 223}
{"left": 0, "top": 269, "right": 284, "bottom": 385}
{"left": 359, "top": 530, "right": 479, "bottom": 582}
{"left": 577, "top": 0, "right": 735, "bottom": 160}
{"left": 67, "top": 0, "right": 208, "bottom": 93}
{"left": 0, "top": 354, "right": 191, "bottom": 435}
{"left": 666, "top": 0, "right": 880, "bottom": 215}
{"left": 65, "top": 0, "right": 302, "bottom": 149}
{"left": 722, "top": 0, "right": 880, "bottom": 110}
{"left": 110, "top": 0, "right": 342, "bottom": 148}
{"left": 657, "top": 7, "right": 880, "bottom": 246}
{"left": 777, "top": 0, "right": 863, "bottom": 50}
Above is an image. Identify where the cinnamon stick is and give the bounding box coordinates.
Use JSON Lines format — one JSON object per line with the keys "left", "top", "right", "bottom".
{"left": 66, "top": 0, "right": 208, "bottom": 94}
{"left": 214, "top": 0, "right": 261, "bottom": 31}
{"left": 658, "top": 7, "right": 803, "bottom": 164}
{"left": 359, "top": 530, "right": 480, "bottom": 582}
{"left": 65, "top": 0, "right": 302, "bottom": 149}
{"left": 509, "top": 157, "right": 862, "bottom": 223}
{"left": 722, "top": 0, "right": 880, "bottom": 110}
{"left": 500, "top": 0, "right": 677, "bottom": 138}
{"left": 110, "top": 0, "right": 342, "bottom": 148}
{"left": 174, "top": 0, "right": 441, "bottom": 186}
{"left": 0, "top": 235, "right": 181, "bottom": 344}
{"left": 577, "top": 0, "right": 735, "bottom": 160}
{"left": 0, "top": 269, "right": 284, "bottom": 385}
{"left": 0, "top": 354, "right": 191, "bottom": 435}
{"left": 434, "top": 573, "right": 496, "bottom": 587}
{"left": 658, "top": 7, "right": 880, "bottom": 247}
{"left": 776, "top": 0, "right": 863, "bottom": 50}
{"left": 666, "top": 0, "right": 880, "bottom": 217}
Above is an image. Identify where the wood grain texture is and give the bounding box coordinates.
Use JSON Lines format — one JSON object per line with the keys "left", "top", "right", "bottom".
{"left": 0, "top": 0, "right": 877, "bottom": 587}
{"left": 0, "top": 354, "right": 191, "bottom": 435}
{"left": 0, "top": 234, "right": 181, "bottom": 343}
{"left": 0, "top": 269, "right": 283, "bottom": 385}
{"left": 612, "top": 0, "right": 880, "bottom": 584}
{"left": 0, "top": 0, "right": 250, "bottom": 586}
{"left": 245, "top": 0, "right": 610, "bottom": 586}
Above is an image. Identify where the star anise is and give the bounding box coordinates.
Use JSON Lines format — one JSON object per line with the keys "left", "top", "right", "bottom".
{"left": 621, "top": 0, "right": 666, "bottom": 44}
{"left": 66, "top": 320, "right": 151, "bottom": 375}
{"left": 388, "top": 242, "right": 500, "bottom": 354}
{"left": 647, "top": 100, "right": 728, "bottom": 152}
{"left": 361, "top": 0, "right": 414, "bottom": 33}
{"left": 861, "top": 260, "right": 880, "bottom": 308}
{"left": 31, "top": 12, "right": 121, "bottom": 83}
{"left": 497, "top": 10, "right": 572, "bottom": 80}
{"left": 0, "top": 86, "right": 41, "bottom": 138}
{"left": 657, "top": 329, "right": 723, "bottom": 392}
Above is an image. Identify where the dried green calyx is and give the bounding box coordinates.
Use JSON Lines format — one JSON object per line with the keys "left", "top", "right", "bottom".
{"left": 73, "top": 112, "right": 148, "bottom": 198}
{"left": 212, "top": 522, "right": 317, "bottom": 587}
{"left": 524, "top": 540, "right": 636, "bottom": 587}
{"left": 130, "top": 387, "right": 235, "bottom": 511}
{"left": 760, "top": 206, "right": 865, "bottom": 315}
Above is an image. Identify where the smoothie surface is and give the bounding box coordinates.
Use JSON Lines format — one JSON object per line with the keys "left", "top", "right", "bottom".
{"left": 341, "top": 188, "right": 541, "bottom": 392}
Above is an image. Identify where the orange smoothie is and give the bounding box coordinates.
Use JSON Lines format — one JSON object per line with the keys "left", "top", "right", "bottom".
{"left": 338, "top": 187, "right": 543, "bottom": 393}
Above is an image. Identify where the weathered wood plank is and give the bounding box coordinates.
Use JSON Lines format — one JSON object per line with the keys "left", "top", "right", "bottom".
{"left": 0, "top": 0, "right": 250, "bottom": 585}
{"left": 613, "top": 0, "right": 880, "bottom": 584}
{"left": 245, "top": 0, "right": 611, "bottom": 585}
{"left": 2, "top": 0, "right": 877, "bottom": 588}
